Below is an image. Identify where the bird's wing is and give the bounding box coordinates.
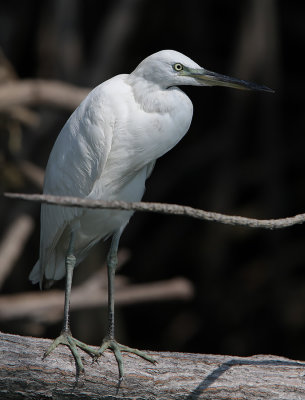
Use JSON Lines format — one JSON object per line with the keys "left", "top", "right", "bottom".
{"left": 36, "top": 82, "right": 117, "bottom": 282}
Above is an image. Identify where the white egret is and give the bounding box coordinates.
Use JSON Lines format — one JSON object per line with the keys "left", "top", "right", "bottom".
{"left": 30, "top": 50, "right": 273, "bottom": 378}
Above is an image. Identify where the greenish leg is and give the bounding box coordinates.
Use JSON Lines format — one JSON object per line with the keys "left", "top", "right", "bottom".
{"left": 43, "top": 231, "right": 99, "bottom": 372}
{"left": 97, "top": 229, "right": 156, "bottom": 379}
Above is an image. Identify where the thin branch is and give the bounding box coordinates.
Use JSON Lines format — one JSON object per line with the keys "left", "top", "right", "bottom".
{"left": 5, "top": 192, "right": 305, "bottom": 230}
{"left": 0, "top": 80, "right": 90, "bottom": 111}
{"left": 17, "top": 161, "right": 44, "bottom": 189}
{"left": 0, "top": 247, "right": 193, "bottom": 323}
{"left": 0, "top": 214, "right": 34, "bottom": 289}
{"left": 0, "top": 276, "right": 193, "bottom": 323}
{"left": 3, "top": 105, "right": 40, "bottom": 126}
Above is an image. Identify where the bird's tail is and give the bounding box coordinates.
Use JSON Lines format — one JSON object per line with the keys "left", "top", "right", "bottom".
{"left": 29, "top": 260, "right": 52, "bottom": 289}
{"left": 29, "top": 260, "right": 40, "bottom": 285}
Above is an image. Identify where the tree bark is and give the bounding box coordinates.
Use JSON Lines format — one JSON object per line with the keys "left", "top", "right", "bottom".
{"left": 0, "top": 332, "right": 304, "bottom": 399}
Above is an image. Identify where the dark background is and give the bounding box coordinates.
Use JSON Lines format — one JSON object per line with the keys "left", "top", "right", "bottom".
{"left": 1, "top": 0, "right": 305, "bottom": 363}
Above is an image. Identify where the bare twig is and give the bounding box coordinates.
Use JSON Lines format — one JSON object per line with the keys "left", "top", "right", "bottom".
{"left": 0, "top": 49, "right": 41, "bottom": 126}
{"left": 0, "top": 276, "right": 193, "bottom": 323}
{"left": 3, "top": 105, "right": 40, "bottom": 126}
{"left": 17, "top": 161, "right": 44, "bottom": 189}
{"left": 0, "top": 248, "right": 193, "bottom": 323}
{"left": 0, "top": 214, "right": 34, "bottom": 289}
{"left": 0, "top": 80, "right": 90, "bottom": 111}
{"left": 5, "top": 192, "right": 305, "bottom": 230}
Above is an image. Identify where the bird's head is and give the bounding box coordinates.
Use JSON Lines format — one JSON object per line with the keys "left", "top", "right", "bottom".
{"left": 131, "top": 50, "right": 273, "bottom": 93}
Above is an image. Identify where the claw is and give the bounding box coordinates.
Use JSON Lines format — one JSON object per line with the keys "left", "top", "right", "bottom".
{"left": 44, "top": 331, "right": 98, "bottom": 373}
{"left": 97, "top": 338, "right": 156, "bottom": 379}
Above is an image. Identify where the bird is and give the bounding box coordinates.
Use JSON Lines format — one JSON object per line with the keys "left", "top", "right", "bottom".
{"left": 30, "top": 49, "right": 273, "bottom": 379}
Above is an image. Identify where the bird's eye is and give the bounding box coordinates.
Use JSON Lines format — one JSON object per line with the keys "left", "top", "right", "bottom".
{"left": 173, "top": 63, "right": 183, "bottom": 72}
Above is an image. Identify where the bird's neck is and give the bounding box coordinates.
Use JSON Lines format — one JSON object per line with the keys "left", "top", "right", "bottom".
{"left": 127, "top": 75, "right": 176, "bottom": 114}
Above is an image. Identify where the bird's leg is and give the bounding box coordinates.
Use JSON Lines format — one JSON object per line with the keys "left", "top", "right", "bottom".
{"left": 106, "top": 230, "right": 122, "bottom": 341}
{"left": 43, "top": 231, "right": 99, "bottom": 372}
{"left": 97, "top": 230, "right": 156, "bottom": 379}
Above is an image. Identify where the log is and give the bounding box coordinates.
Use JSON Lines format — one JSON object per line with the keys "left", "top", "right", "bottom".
{"left": 0, "top": 331, "right": 304, "bottom": 399}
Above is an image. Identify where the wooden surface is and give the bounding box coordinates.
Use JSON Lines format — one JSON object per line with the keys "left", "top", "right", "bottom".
{"left": 1, "top": 331, "right": 305, "bottom": 399}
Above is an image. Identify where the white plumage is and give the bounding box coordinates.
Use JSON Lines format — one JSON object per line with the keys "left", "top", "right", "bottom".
{"left": 30, "top": 50, "right": 195, "bottom": 286}
{"left": 30, "top": 50, "right": 272, "bottom": 377}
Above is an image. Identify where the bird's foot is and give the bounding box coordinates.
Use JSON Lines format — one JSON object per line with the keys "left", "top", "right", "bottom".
{"left": 43, "top": 330, "right": 99, "bottom": 373}
{"left": 97, "top": 337, "right": 156, "bottom": 379}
